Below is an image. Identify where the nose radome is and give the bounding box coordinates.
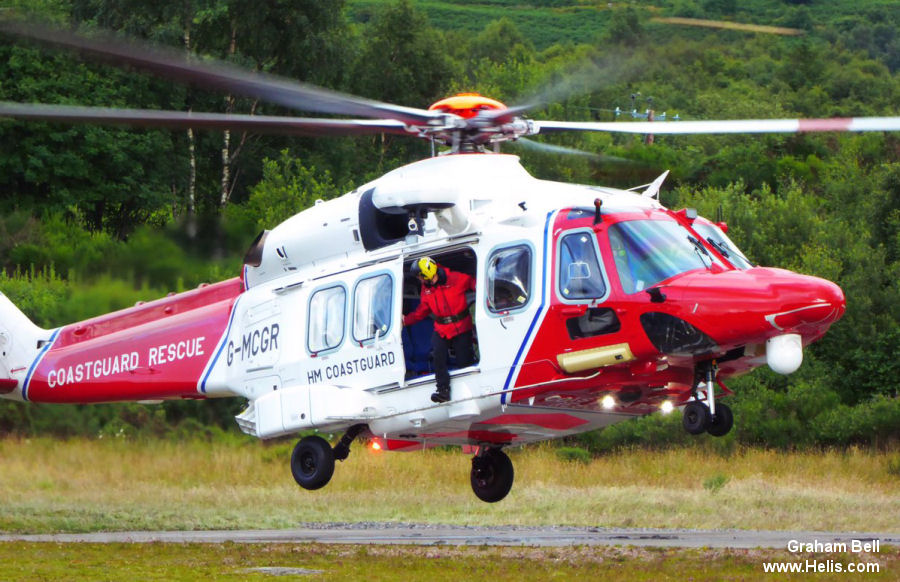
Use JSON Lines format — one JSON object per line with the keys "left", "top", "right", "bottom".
{"left": 667, "top": 268, "right": 846, "bottom": 349}
{"left": 823, "top": 278, "right": 846, "bottom": 317}
{"left": 765, "top": 275, "right": 846, "bottom": 332}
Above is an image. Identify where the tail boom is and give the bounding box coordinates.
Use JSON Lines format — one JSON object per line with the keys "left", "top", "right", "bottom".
{"left": 5, "top": 278, "right": 243, "bottom": 404}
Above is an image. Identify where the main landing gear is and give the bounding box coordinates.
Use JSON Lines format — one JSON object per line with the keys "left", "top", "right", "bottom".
{"left": 682, "top": 362, "right": 734, "bottom": 437}
{"left": 470, "top": 447, "right": 514, "bottom": 503}
{"left": 289, "top": 427, "right": 516, "bottom": 503}
{"left": 290, "top": 424, "right": 366, "bottom": 491}
{"left": 291, "top": 435, "right": 334, "bottom": 490}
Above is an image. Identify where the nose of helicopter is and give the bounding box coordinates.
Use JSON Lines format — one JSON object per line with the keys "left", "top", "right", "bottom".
{"left": 762, "top": 273, "right": 845, "bottom": 333}
{"left": 657, "top": 267, "right": 846, "bottom": 355}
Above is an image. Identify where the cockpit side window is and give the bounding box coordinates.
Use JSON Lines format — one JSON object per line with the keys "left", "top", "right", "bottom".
{"left": 558, "top": 231, "right": 607, "bottom": 301}
{"left": 353, "top": 274, "right": 393, "bottom": 343}
{"left": 487, "top": 245, "right": 532, "bottom": 313}
{"left": 308, "top": 285, "right": 346, "bottom": 353}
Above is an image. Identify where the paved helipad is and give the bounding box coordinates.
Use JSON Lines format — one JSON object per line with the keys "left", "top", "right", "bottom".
{"left": 2, "top": 524, "right": 897, "bottom": 549}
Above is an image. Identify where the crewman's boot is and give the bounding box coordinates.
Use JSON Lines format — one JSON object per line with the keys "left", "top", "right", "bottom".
{"left": 430, "top": 386, "right": 450, "bottom": 403}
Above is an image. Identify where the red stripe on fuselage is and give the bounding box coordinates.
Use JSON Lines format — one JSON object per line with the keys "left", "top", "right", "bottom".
{"left": 26, "top": 278, "right": 242, "bottom": 403}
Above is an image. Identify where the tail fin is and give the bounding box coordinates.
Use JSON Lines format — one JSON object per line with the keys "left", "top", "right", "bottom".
{"left": 0, "top": 290, "right": 49, "bottom": 400}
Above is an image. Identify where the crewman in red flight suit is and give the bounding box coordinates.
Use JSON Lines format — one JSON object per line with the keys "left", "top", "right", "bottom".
{"left": 403, "top": 256, "right": 476, "bottom": 403}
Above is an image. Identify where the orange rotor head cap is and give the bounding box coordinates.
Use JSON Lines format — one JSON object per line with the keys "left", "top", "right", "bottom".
{"left": 429, "top": 93, "right": 507, "bottom": 119}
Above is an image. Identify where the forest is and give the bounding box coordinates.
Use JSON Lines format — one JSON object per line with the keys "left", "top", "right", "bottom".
{"left": 0, "top": 0, "right": 898, "bottom": 450}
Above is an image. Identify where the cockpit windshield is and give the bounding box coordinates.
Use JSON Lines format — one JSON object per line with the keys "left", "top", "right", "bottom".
{"left": 608, "top": 219, "right": 721, "bottom": 294}
{"left": 691, "top": 221, "right": 754, "bottom": 270}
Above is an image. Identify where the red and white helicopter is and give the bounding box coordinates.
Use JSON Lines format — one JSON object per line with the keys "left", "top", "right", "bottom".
{"left": 1, "top": 22, "right": 897, "bottom": 502}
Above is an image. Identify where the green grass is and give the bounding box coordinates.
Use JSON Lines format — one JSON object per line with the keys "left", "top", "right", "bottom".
{"left": 2, "top": 438, "right": 899, "bottom": 580}
{"left": 0, "top": 543, "right": 897, "bottom": 581}
{"left": 1, "top": 437, "right": 898, "bottom": 534}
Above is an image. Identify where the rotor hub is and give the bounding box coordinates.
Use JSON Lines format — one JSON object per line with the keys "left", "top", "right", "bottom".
{"left": 428, "top": 93, "right": 507, "bottom": 119}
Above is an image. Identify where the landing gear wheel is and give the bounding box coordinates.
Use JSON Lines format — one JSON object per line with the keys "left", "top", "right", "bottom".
{"left": 706, "top": 402, "right": 734, "bottom": 437}
{"left": 470, "top": 448, "right": 514, "bottom": 503}
{"left": 291, "top": 435, "right": 335, "bottom": 490}
{"left": 682, "top": 401, "right": 711, "bottom": 435}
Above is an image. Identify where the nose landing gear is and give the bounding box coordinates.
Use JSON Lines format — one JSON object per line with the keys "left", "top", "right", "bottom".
{"left": 706, "top": 401, "right": 733, "bottom": 436}
{"left": 682, "top": 400, "right": 712, "bottom": 434}
{"left": 682, "top": 361, "right": 734, "bottom": 437}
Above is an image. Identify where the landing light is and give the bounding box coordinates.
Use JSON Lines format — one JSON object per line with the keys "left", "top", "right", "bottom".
{"left": 601, "top": 395, "right": 616, "bottom": 410}
{"left": 370, "top": 441, "right": 383, "bottom": 452}
{"left": 660, "top": 401, "right": 675, "bottom": 414}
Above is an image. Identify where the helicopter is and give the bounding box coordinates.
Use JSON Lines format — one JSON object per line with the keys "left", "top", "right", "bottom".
{"left": 0, "top": 21, "right": 897, "bottom": 503}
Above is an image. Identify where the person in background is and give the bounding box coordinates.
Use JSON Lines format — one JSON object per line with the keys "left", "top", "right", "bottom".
{"left": 403, "top": 256, "right": 476, "bottom": 403}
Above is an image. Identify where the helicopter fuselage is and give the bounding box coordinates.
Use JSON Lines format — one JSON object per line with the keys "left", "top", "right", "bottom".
{"left": 2, "top": 154, "right": 845, "bottom": 454}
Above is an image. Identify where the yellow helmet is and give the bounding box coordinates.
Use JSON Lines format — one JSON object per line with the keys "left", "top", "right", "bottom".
{"left": 413, "top": 256, "right": 438, "bottom": 280}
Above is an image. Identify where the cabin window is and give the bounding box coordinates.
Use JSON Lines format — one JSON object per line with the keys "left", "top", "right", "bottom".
{"left": 353, "top": 274, "right": 393, "bottom": 343}
{"left": 487, "top": 245, "right": 532, "bottom": 313}
{"left": 308, "top": 285, "right": 346, "bottom": 353}
{"left": 558, "top": 231, "right": 607, "bottom": 300}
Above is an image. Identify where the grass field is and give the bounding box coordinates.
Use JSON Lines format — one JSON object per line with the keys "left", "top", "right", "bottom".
{"left": 0, "top": 542, "right": 897, "bottom": 581}
{"left": 1, "top": 437, "right": 898, "bottom": 581}
{"left": 0, "top": 437, "right": 898, "bottom": 533}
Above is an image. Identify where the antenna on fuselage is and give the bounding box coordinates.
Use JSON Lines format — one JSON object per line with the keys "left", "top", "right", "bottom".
{"left": 641, "top": 170, "right": 670, "bottom": 199}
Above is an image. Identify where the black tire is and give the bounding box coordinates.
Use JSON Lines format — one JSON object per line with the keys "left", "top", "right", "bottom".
{"left": 682, "top": 401, "right": 711, "bottom": 435}
{"left": 291, "top": 435, "right": 335, "bottom": 490}
{"left": 470, "top": 448, "right": 514, "bottom": 503}
{"left": 706, "top": 402, "right": 734, "bottom": 437}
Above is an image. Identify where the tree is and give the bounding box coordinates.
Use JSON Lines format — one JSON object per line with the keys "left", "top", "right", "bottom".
{"left": 190, "top": 0, "right": 350, "bottom": 209}
{"left": 1, "top": 1, "right": 353, "bottom": 232}
{"left": 0, "top": 42, "right": 183, "bottom": 236}
{"left": 471, "top": 18, "right": 534, "bottom": 64}
{"left": 227, "top": 150, "right": 340, "bottom": 232}
{"left": 603, "top": 6, "right": 644, "bottom": 47}
{"left": 349, "top": 0, "right": 454, "bottom": 108}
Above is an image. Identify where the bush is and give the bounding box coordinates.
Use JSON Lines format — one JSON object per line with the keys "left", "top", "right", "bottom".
{"left": 555, "top": 446, "right": 592, "bottom": 464}
{"left": 564, "top": 386, "right": 899, "bottom": 455}
{"left": 703, "top": 473, "right": 730, "bottom": 494}
{"left": 886, "top": 455, "right": 900, "bottom": 478}
{"left": 571, "top": 411, "right": 694, "bottom": 454}
{"left": 811, "top": 395, "right": 900, "bottom": 448}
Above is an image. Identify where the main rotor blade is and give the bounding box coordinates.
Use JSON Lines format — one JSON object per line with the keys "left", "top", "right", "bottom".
{"left": 533, "top": 117, "right": 900, "bottom": 135}
{"left": 512, "top": 137, "right": 633, "bottom": 164}
{"left": 0, "top": 102, "right": 414, "bottom": 136}
{"left": 497, "top": 53, "right": 638, "bottom": 124}
{"left": 0, "top": 20, "right": 443, "bottom": 126}
{"left": 475, "top": 103, "right": 537, "bottom": 126}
